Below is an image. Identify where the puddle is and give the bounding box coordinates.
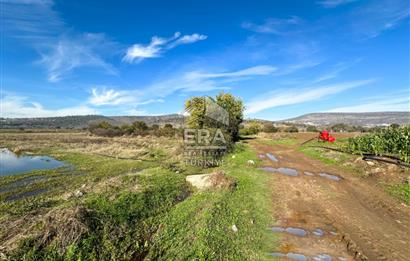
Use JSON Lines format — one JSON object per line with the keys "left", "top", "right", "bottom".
{"left": 0, "top": 148, "right": 65, "bottom": 176}
{"left": 0, "top": 175, "right": 47, "bottom": 193}
{"left": 266, "top": 153, "right": 278, "bottom": 162}
{"left": 275, "top": 168, "right": 298, "bottom": 176}
{"left": 259, "top": 167, "right": 298, "bottom": 176}
{"left": 329, "top": 231, "right": 338, "bottom": 236}
{"left": 313, "top": 228, "right": 325, "bottom": 236}
{"left": 318, "top": 173, "right": 341, "bottom": 181}
{"left": 313, "top": 254, "right": 333, "bottom": 261}
{"left": 271, "top": 226, "right": 307, "bottom": 237}
{"left": 5, "top": 188, "right": 48, "bottom": 202}
{"left": 269, "top": 252, "right": 307, "bottom": 261}
{"left": 259, "top": 167, "right": 276, "bottom": 172}
{"left": 271, "top": 226, "right": 285, "bottom": 233}
{"left": 304, "top": 171, "right": 315, "bottom": 176}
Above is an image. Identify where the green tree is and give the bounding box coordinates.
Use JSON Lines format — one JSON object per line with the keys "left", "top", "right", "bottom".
{"left": 215, "top": 93, "right": 244, "bottom": 141}
{"left": 184, "top": 93, "right": 244, "bottom": 142}
{"left": 185, "top": 97, "right": 207, "bottom": 129}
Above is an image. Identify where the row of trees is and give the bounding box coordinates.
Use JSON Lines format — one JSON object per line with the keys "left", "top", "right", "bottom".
{"left": 89, "top": 121, "right": 177, "bottom": 137}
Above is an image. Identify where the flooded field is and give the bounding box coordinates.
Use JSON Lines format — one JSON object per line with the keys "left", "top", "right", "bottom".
{"left": 0, "top": 148, "right": 65, "bottom": 176}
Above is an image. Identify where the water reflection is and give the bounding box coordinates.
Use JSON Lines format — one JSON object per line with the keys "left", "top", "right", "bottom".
{"left": 0, "top": 148, "right": 64, "bottom": 176}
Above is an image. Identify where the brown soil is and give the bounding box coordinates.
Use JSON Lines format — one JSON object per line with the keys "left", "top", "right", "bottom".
{"left": 250, "top": 138, "right": 410, "bottom": 261}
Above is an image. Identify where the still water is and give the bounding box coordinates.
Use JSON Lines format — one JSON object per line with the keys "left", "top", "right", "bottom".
{"left": 0, "top": 148, "right": 65, "bottom": 176}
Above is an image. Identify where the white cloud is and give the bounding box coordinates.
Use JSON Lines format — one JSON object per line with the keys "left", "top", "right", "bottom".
{"left": 168, "top": 33, "right": 208, "bottom": 48}
{"left": 39, "top": 33, "right": 118, "bottom": 82}
{"left": 144, "top": 65, "right": 278, "bottom": 96}
{"left": 2, "top": 1, "right": 118, "bottom": 82}
{"left": 245, "top": 79, "right": 375, "bottom": 114}
{"left": 242, "top": 16, "right": 302, "bottom": 35}
{"left": 317, "top": 0, "right": 357, "bottom": 8}
{"left": 186, "top": 65, "right": 277, "bottom": 79}
{"left": 350, "top": 0, "right": 410, "bottom": 38}
{"left": 327, "top": 96, "right": 410, "bottom": 112}
{"left": 89, "top": 87, "right": 166, "bottom": 107}
{"left": 312, "top": 59, "right": 361, "bottom": 83}
{"left": 123, "top": 32, "right": 207, "bottom": 63}
{"left": 1, "top": 0, "right": 63, "bottom": 39}
{"left": 0, "top": 95, "right": 98, "bottom": 118}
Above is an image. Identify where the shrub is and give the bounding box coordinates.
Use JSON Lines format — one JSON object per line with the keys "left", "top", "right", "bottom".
{"left": 306, "top": 125, "right": 318, "bottom": 132}
{"left": 285, "top": 126, "right": 299, "bottom": 133}
{"left": 262, "top": 124, "right": 278, "bottom": 133}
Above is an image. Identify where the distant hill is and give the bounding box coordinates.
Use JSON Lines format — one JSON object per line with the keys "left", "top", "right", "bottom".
{"left": 283, "top": 112, "right": 410, "bottom": 127}
{"left": 1, "top": 111, "right": 409, "bottom": 129}
{"left": 0, "top": 114, "right": 185, "bottom": 129}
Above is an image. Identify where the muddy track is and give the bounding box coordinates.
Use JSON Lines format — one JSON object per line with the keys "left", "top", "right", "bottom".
{"left": 251, "top": 140, "right": 410, "bottom": 261}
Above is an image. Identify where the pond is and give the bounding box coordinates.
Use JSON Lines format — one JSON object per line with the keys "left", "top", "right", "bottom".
{"left": 0, "top": 148, "right": 65, "bottom": 176}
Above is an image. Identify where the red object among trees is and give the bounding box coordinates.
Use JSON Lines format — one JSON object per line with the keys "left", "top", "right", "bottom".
{"left": 318, "top": 130, "right": 335, "bottom": 142}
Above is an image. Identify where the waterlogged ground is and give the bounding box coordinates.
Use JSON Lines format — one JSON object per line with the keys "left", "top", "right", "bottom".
{"left": 0, "top": 148, "right": 65, "bottom": 176}
{"left": 1, "top": 131, "right": 409, "bottom": 260}
{"left": 253, "top": 133, "right": 410, "bottom": 260}
{"left": 0, "top": 132, "right": 276, "bottom": 260}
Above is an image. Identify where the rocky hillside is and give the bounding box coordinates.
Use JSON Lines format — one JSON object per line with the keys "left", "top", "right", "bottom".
{"left": 283, "top": 112, "right": 410, "bottom": 127}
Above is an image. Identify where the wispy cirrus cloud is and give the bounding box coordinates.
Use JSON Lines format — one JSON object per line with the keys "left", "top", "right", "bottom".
{"left": 0, "top": 95, "right": 98, "bottom": 118}
{"left": 327, "top": 93, "right": 410, "bottom": 112}
{"left": 312, "top": 58, "right": 361, "bottom": 83}
{"left": 349, "top": 0, "right": 410, "bottom": 39}
{"left": 185, "top": 65, "right": 277, "bottom": 79}
{"left": 245, "top": 79, "right": 375, "bottom": 114}
{"left": 89, "top": 65, "right": 276, "bottom": 109}
{"left": 123, "top": 32, "right": 207, "bottom": 63}
{"left": 88, "top": 87, "right": 164, "bottom": 106}
{"left": 241, "top": 16, "right": 302, "bottom": 35}
{"left": 2, "top": 0, "right": 119, "bottom": 82}
{"left": 39, "top": 33, "right": 118, "bottom": 82}
{"left": 317, "top": 0, "right": 357, "bottom": 8}
{"left": 1, "top": 0, "right": 63, "bottom": 39}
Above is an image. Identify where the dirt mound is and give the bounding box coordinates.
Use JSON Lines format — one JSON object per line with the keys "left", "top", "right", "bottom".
{"left": 186, "top": 171, "right": 236, "bottom": 190}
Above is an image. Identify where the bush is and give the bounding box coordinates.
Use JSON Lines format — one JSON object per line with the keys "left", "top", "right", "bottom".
{"left": 285, "top": 126, "right": 299, "bottom": 133}
{"left": 92, "top": 127, "right": 123, "bottom": 137}
{"left": 306, "top": 126, "right": 318, "bottom": 132}
{"left": 262, "top": 124, "right": 278, "bottom": 133}
{"left": 133, "top": 121, "right": 149, "bottom": 135}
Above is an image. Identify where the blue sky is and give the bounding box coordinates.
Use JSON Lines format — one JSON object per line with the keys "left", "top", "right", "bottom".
{"left": 1, "top": 0, "right": 409, "bottom": 120}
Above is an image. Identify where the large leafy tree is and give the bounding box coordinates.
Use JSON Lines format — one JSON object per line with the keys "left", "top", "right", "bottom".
{"left": 184, "top": 93, "right": 244, "bottom": 142}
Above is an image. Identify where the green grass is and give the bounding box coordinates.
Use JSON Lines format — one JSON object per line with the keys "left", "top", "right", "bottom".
{"left": 0, "top": 152, "right": 153, "bottom": 218}
{"left": 9, "top": 168, "right": 189, "bottom": 260}
{"left": 146, "top": 144, "right": 276, "bottom": 260}
{"left": 387, "top": 184, "right": 410, "bottom": 205}
{"left": 4, "top": 144, "right": 276, "bottom": 260}
{"left": 298, "top": 145, "right": 363, "bottom": 175}
{"left": 258, "top": 137, "right": 297, "bottom": 146}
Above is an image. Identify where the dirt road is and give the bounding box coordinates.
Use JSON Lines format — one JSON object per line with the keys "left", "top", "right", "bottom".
{"left": 250, "top": 139, "right": 410, "bottom": 261}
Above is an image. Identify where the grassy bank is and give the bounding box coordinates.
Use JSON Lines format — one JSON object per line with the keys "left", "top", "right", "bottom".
{"left": 146, "top": 144, "right": 275, "bottom": 260}
{"left": 1, "top": 133, "right": 276, "bottom": 260}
